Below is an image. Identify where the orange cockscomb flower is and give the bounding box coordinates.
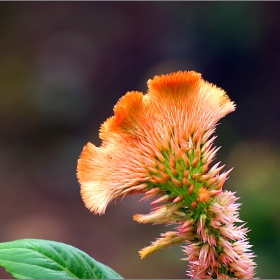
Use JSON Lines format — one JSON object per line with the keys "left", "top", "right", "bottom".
{"left": 77, "top": 71, "right": 256, "bottom": 278}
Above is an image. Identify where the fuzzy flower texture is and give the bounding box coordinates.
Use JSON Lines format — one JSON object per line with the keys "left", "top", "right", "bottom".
{"left": 77, "top": 71, "right": 256, "bottom": 278}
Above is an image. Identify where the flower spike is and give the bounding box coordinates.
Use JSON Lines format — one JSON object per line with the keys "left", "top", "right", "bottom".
{"left": 77, "top": 71, "right": 256, "bottom": 278}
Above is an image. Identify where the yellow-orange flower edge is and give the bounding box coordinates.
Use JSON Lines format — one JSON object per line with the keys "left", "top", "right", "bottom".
{"left": 77, "top": 71, "right": 235, "bottom": 214}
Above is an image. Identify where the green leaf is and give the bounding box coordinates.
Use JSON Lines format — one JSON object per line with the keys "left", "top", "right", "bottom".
{"left": 0, "top": 239, "right": 123, "bottom": 279}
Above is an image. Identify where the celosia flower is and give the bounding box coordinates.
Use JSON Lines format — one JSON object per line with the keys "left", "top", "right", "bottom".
{"left": 77, "top": 71, "right": 256, "bottom": 278}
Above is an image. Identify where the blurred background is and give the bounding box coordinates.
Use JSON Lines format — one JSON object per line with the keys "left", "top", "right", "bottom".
{"left": 0, "top": 1, "right": 280, "bottom": 278}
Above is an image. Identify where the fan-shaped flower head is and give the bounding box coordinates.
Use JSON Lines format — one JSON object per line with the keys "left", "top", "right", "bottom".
{"left": 77, "top": 71, "right": 256, "bottom": 278}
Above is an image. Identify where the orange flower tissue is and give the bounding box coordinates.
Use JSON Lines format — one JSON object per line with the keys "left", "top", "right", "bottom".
{"left": 77, "top": 71, "right": 256, "bottom": 279}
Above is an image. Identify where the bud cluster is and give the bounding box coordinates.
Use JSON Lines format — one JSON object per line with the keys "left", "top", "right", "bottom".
{"left": 133, "top": 128, "right": 256, "bottom": 278}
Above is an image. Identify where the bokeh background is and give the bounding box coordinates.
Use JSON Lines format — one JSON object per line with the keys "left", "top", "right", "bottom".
{"left": 0, "top": 1, "right": 280, "bottom": 278}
